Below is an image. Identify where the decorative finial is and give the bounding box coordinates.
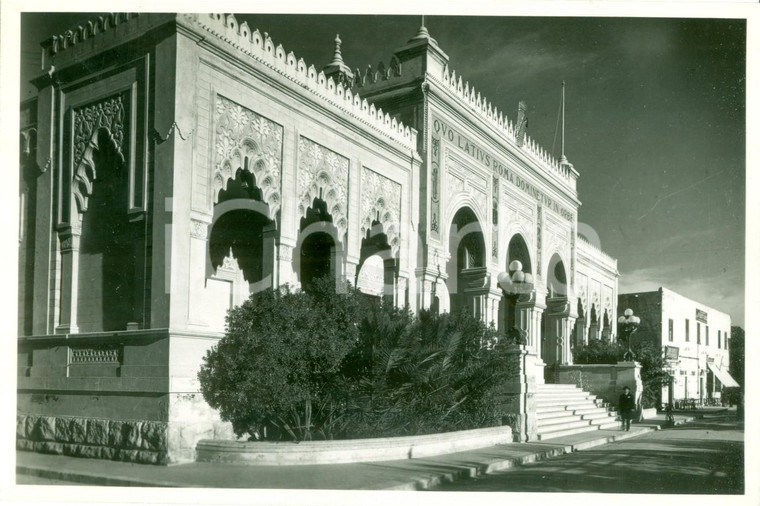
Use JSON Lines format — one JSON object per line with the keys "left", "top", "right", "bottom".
{"left": 330, "top": 34, "right": 344, "bottom": 66}
{"left": 323, "top": 32, "right": 353, "bottom": 83}
{"left": 409, "top": 14, "right": 435, "bottom": 42}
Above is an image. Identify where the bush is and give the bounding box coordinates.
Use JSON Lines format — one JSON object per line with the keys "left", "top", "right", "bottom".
{"left": 198, "top": 279, "right": 512, "bottom": 441}
{"left": 197, "top": 277, "right": 363, "bottom": 441}
{"left": 338, "top": 309, "right": 508, "bottom": 438}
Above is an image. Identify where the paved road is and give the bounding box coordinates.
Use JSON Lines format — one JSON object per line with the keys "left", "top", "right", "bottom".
{"left": 432, "top": 414, "right": 743, "bottom": 494}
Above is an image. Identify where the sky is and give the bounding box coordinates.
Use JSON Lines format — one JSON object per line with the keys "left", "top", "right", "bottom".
{"left": 18, "top": 12, "right": 747, "bottom": 326}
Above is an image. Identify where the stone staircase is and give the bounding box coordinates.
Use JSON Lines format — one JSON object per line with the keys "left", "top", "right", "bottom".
{"left": 536, "top": 383, "right": 620, "bottom": 440}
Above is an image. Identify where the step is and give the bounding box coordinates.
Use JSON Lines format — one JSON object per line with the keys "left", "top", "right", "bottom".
{"left": 536, "top": 405, "right": 578, "bottom": 414}
{"left": 537, "top": 415, "right": 587, "bottom": 429}
{"left": 538, "top": 419, "right": 592, "bottom": 432}
{"left": 536, "top": 409, "right": 579, "bottom": 421}
{"left": 534, "top": 394, "right": 595, "bottom": 402}
{"left": 537, "top": 424, "right": 600, "bottom": 440}
{"left": 536, "top": 396, "right": 596, "bottom": 405}
{"left": 537, "top": 401, "right": 599, "bottom": 411}
{"left": 572, "top": 406, "right": 609, "bottom": 416}
{"left": 580, "top": 412, "right": 618, "bottom": 422}
{"left": 593, "top": 420, "right": 623, "bottom": 430}
{"left": 537, "top": 383, "right": 580, "bottom": 389}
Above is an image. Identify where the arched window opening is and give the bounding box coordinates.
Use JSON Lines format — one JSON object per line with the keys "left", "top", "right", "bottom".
{"left": 447, "top": 207, "right": 485, "bottom": 315}
{"left": 78, "top": 129, "right": 136, "bottom": 332}
{"left": 297, "top": 197, "right": 340, "bottom": 293}
{"left": 209, "top": 209, "right": 272, "bottom": 283}
{"left": 357, "top": 220, "right": 396, "bottom": 303}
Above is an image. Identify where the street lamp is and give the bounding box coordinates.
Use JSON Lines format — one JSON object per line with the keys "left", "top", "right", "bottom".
{"left": 618, "top": 308, "right": 641, "bottom": 361}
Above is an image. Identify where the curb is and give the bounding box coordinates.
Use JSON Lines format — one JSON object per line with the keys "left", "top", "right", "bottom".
{"left": 383, "top": 426, "right": 660, "bottom": 491}
{"left": 15, "top": 465, "right": 181, "bottom": 487}
{"left": 16, "top": 419, "right": 689, "bottom": 489}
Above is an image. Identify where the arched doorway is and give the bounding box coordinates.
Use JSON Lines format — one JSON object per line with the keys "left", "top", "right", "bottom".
{"left": 296, "top": 197, "right": 343, "bottom": 293}
{"left": 447, "top": 207, "right": 485, "bottom": 316}
{"left": 356, "top": 220, "right": 396, "bottom": 305}
{"left": 501, "top": 234, "right": 533, "bottom": 332}
{"left": 542, "top": 253, "right": 573, "bottom": 369}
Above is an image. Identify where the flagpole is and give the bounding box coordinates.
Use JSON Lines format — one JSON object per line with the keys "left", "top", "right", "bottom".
{"left": 560, "top": 80, "right": 567, "bottom": 164}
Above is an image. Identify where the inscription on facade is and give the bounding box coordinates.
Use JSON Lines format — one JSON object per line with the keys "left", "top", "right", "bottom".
{"left": 432, "top": 117, "right": 574, "bottom": 221}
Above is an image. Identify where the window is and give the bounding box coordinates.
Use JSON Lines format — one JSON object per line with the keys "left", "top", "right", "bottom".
{"left": 668, "top": 319, "right": 674, "bottom": 342}
{"left": 697, "top": 323, "right": 701, "bottom": 344}
{"left": 685, "top": 319, "right": 690, "bottom": 341}
{"left": 718, "top": 330, "right": 721, "bottom": 349}
{"left": 706, "top": 326, "right": 709, "bottom": 346}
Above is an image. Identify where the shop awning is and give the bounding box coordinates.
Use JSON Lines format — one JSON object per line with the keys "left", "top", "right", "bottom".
{"left": 707, "top": 362, "right": 740, "bottom": 388}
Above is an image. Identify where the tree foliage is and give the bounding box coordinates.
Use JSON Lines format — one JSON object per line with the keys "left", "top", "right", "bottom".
{"left": 729, "top": 326, "right": 744, "bottom": 388}
{"left": 197, "top": 277, "right": 362, "bottom": 440}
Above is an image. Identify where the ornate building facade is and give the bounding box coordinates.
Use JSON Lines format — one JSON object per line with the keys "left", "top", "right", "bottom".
{"left": 18, "top": 13, "right": 618, "bottom": 463}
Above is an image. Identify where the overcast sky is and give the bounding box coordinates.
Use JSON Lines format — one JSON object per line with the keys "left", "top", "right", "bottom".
{"left": 20, "top": 13, "right": 746, "bottom": 326}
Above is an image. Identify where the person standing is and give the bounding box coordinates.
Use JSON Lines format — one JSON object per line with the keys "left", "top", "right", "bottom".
{"left": 619, "top": 386, "right": 636, "bottom": 431}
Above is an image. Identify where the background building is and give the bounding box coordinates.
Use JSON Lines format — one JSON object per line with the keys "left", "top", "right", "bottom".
{"left": 618, "top": 287, "right": 737, "bottom": 405}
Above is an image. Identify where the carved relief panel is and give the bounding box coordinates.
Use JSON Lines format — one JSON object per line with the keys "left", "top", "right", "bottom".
{"left": 576, "top": 273, "right": 589, "bottom": 315}
{"left": 213, "top": 95, "right": 284, "bottom": 218}
{"left": 297, "top": 137, "right": 350, "bottom": 240}
{"left": 445, "top": 151, "right": 488, "bottom": 223}
{"left": 361, "top": 167, "right": 402, "bottom": 256}
{"left": 71, "top": 92, "right": 129, "bottom": 217}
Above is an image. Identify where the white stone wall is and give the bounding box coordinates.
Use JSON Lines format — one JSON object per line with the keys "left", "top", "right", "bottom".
{"left": 660, "top": 287, "right": 731, "bottom": 400}
{"left": 574, "top": 237, "right": 619, "bottom": 343}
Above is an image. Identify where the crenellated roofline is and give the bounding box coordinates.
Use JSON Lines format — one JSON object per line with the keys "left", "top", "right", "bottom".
{"left": 577, "top": 234, "right": 618, "bottom": 269}
{"left": 191, "top": 14, "right": 418, "bottom": 153}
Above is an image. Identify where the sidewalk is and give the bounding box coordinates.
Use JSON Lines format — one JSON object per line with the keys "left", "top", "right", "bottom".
{"left": 16, "top": 413, "right": 700, "bottom": 490}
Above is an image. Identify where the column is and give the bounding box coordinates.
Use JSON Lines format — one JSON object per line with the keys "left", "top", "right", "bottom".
{"left": 56, "top": 227, "right": 81, "bottom": 334}
{"left": 261, "top": 223, "right": 278, "bottom": 290}
{"left": 395, "top": 276, "right": 408, "bottom": 308}
{"left": 514, "top": 287, "right": 546, "bottom": 384}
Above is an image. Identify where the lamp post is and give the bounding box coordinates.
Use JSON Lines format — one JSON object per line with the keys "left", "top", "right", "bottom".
{"left": 618, "top": 308, "right": 641, "bottom": 362}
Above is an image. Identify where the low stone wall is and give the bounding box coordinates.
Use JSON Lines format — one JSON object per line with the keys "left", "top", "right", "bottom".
{"left": 557, "top": 361, "right": 643, "bottom": 408}
{"left": 16, "top": 414, "right": 168, "bottom": 465}
{"left": 196, "top": 425, "right": 512, "bottom": 465}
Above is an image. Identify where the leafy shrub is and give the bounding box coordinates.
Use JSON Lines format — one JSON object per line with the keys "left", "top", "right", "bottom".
{"left": 197, "top": 277, "right": 362, "bottom": 441}
{"left": 198, "top": 279, "right": 512, "bottom": 441}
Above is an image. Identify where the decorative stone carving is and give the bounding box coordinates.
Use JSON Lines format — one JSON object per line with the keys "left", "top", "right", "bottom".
{"left": 447, "top": 173, "right": 465, "bottom": 194}
{"left": 219, "top": 247, "right": 238, "bottom": 272}
{"left": 278, "top": 244, "right": 293, "bottom": 262}
{"left": 361, "top": 167, "right": 402, "bottom": 256}
{"left": 536, "top": 205, "right": 542, "bottom": 277}
{"left": 577, "top": 273, "right": 589, "bottom": 310}
{"left": 70, "top": 344, "right": 121, "bottom": 364}
{"left": 214, "top": 96, "right": 283, "bottom": 217}
{"left": 72, "top": 93, "right": 128, "bottom": 213}
{"left": 430, "top": 135, "right": 441, "bottom": 236}
{"left": 190, "top": 219, "right": 209, "bottom": 240}
{"left": 492, "top": 176, "right": 499, "bottom": 260}
{"left": 297, "top": 137, "right": 349, "bottom": 240}
{"left": 471, "top": 187, "right": 488, "bottom": 222}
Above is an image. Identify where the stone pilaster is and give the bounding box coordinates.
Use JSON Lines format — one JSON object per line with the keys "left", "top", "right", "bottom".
{"left": 56, "top": 227, "right": 81, "bottom": 334}
{"left": 501, "top": 344, "right": 539, "bottom": 442}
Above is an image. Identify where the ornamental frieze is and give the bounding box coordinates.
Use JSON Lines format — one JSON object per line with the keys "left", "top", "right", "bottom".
{"left": 361, "top": 167, "right": 402, "bottom": 256}
{"left": 72, "top": 93, "right": 128, "bottom": 213}
{"left": 213, "top": 96, "right": 283, "bottom": 217}
{"left": 297, "top": 137, "right": 349, "bottom": 241}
